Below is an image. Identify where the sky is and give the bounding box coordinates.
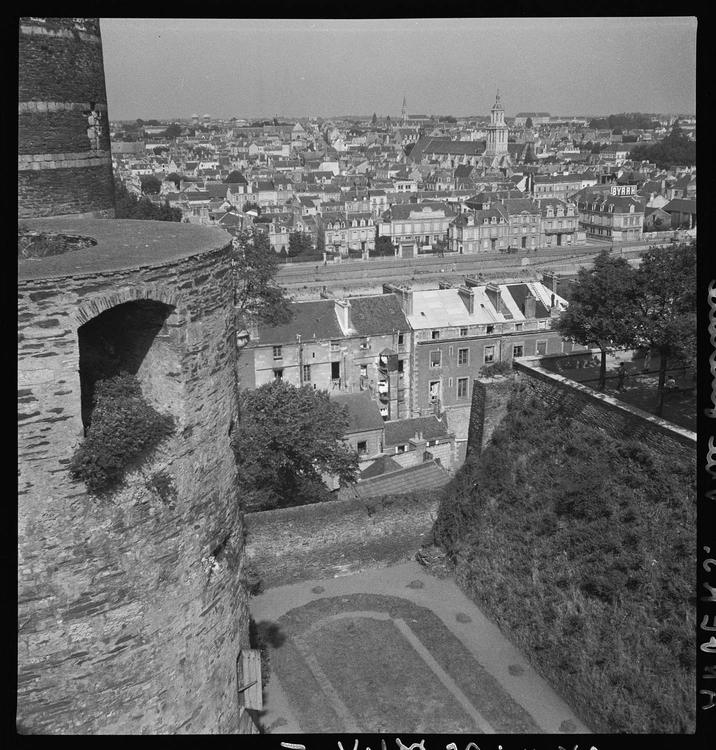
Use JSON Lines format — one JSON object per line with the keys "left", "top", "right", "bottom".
{"left": 100, "top": 17, "right": 697, "bottom": 121}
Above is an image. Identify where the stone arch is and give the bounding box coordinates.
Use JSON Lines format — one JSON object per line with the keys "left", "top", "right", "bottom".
{"left": 74, "top": 285, "right": 182, "bottom": 328}
{"left": 77, "top": 294, "right": 184, "bottom": 431}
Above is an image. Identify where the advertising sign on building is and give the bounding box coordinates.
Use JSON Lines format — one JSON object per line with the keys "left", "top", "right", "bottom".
{"left": 610, "top": 184, "right": 637, "bottom": 197}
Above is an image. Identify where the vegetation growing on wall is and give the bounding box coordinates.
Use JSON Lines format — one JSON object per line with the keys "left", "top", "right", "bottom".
{"left": 433, "top": 387, "right": 695, "bottom": 733}
{"left": 70, "top": 372, "right": 175, "bottom": 495}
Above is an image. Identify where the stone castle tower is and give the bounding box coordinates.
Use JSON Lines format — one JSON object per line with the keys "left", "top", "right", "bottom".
{"left": 18, "top": 18, "right": 116, "bottom": 218}
{"left": 18, "top": 18, "right": 254, "bottom": 734}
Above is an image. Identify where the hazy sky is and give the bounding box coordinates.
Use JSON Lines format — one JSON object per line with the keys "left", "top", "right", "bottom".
{"left": 100, "top": 17, "right": 696, "bottom": 120}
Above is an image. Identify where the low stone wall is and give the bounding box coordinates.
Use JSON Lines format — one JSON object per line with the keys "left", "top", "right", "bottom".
{"left": 245, "top": 489, "right": 443, "bottom": 589}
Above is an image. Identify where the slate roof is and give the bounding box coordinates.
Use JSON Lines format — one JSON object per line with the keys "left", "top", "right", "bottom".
{"left": 384, "top": 416, "right": 449, "bottom": 448}
{"left": 253, "top": 300, "right": 342, "bottom": 345}
{"left": 663, "top": 198, "right": 696, "bottom": 214}
{"left": 348, "top": 295, "right": 411, "bottom": 335}
{"left": 506, "top": 283, "right": 551, "bottom": 319}
{"left": 331, "top": 393, "right": 384, "bottom": 434}
{"left": 360, "top": 455, "right": 403, "bottom": 480}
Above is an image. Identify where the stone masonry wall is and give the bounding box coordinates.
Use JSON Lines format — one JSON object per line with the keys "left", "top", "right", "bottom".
{"left": 18, "top": 234, "right": 250, "bottom": 733}
{"left": 465, "top": 360, "right": 696, "bottom": 463}
{"left": 245, "top": 490, "right": 441, "bottom": 589}
{"left": 18, "top": 17, "right": 114, "bottom": 218}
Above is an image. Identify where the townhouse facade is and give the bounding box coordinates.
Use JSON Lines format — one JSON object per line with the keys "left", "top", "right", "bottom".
{"left": 237, "top": 294, "right": 413, "bottom": 421}
{"left": 377, "top": 202, "right": 455, "bottom": 249}
{"left": 574, "top": 189, "right": 644, "bottom": 242}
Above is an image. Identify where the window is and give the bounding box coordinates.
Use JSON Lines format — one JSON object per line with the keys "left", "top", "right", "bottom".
{"left": 515, "top": 323, "right": 523, "bottom": 331}
{"left": 357, "top": 440, "right": 367, "bottom": 455}
{"left": 459, "top": 327, "right": 468, "bottom": 337}
{"left": 431, "top": 330, "right": 440, "bottom": 340}
{"left": 273, "top": 368, "right": 283, "bottom": 380}
{"left": 513, "top": 345, "right": 524, "bottom": 358}
{"left": 457, "top": 377, "right": 469, "bottom": 398}
{"left": 536, "top": 340, "right": 547, "bottom": 355}
{"left": 302, "top": 364, "right": 311, "bottom": 381}
{"left": 330, "top": 340, "right": 340, "bottom": 352}
{"left": 360, "top": 364, "right": 368, "bottom": 377}
{"left": 331, "top": 361, "right": 340, "bottom": 379}
{"left": 484, "top": 345, "right": 495, "bottom": 363}
{"left": 458, "top": 348, "right": 469, "bottom": 365}
{"left": 486, "top": 325, "right": 494, "bottom": 335}
{"left": 430, "top": 350, "right": 441, "bottom": 368}
{"left": 398, "top": 333, "right": 404, "bottom": 346}
{"left": 272, "top": 345, "right": 282, "bottom": 359}
{"left": 396, "top": 444, "right": 406, "bottom": 454}
{"left": 429, "top": 380, "right": 441, "bottom": 402}
{"left": 397, "top": 359, "right": 404, "bottom": 374}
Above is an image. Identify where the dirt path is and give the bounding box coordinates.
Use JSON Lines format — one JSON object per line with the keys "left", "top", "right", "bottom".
{"left": 250, "top": 561, "right": 591, "bottom": 734}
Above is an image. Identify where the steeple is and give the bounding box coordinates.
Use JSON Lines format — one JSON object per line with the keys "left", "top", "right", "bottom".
{"left": 484, "top": 88, "right": 509, "bottom": 159}
{"left": 401, "top": 95, "right": 407, "bottom": 125}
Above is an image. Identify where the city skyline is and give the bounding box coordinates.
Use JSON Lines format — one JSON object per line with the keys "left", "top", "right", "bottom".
{"left": 100, "top": 17, "right": 697, "bottom": 121}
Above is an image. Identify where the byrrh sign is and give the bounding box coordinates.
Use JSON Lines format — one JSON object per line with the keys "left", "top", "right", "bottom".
{"left": 610, "top": 184, "right": 637, "bottom": 197}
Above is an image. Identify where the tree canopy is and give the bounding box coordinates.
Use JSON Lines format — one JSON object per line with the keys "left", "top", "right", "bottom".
{"left": 629, "top": 123, "right": 695, "bottom": 169}
{"left": 114, "top": 181, "right": 182, "bottom": 222}
{"left": 140, "top": 175, "right": 162, "bottom": 194}
{"left": 233, "top": 381, "right": 359, "bottom": 510}
{"left": 632, "top": 243, "right": 696, "bottom": 413}
{"left": 288, "top": 232, "right": 313, "bottom": 257}
{"left": 163, "top": 123, "right": 182, "bottom": 139}
{"left": 553, "top": 251, "right": 640, "bottom": 389}
{"left": 371, "top": 235, "right": 395, "bottom": 257}
{"left": 233, "top": 229, "right": 292, "bottom": 330}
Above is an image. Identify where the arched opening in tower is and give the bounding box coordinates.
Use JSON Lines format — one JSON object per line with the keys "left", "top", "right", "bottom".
{"left": 77, "top": 299, "right": 180, "bottom": 431}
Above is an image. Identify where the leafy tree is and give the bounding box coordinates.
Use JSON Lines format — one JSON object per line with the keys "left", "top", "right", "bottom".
{"left": 163, "top": 123, "right": 182, "bottom": 139}
{"left": 225, "top": 170, "right": 246, "bottom": 184}
{"left": 233, "top": 381, "right": 359, "bottom": 510}
{"left": 525, "top": 116, "right": 533, "bottom": 129}
{"left": 629, "top": 123, "right": 695, "bottom": 169}
{"left": 288, "top": 232, "right": 313, "bottom": 257}
{"left": 553, "top": 250, "right": 640, "bottom": 390}
{"left": 140, "top": 175, "right": 162, "bottom": 194}
{"left": 242, "top": 201, "right": 260, "bottom": 215}
{"left": 114, "top": 181, "right": 182, "bottom": 221}
{"left": 233, "top": 229, "right": 292, "bottom": 330}
{"left": 631, "top": 243, "right": 696, "bottom": 415}
{"left": 371, "top": 235, "right": 395, "bottom": 257}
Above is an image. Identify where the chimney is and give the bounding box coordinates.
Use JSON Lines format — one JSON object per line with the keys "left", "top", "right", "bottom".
{"left": 457, "top": 286, "right": 475, "bottom": 314}
{"left": 438, "top": 280, "right": 452, "bottom": 290}
{"left": 524, "top": 292, "right": 536, "bottom": 319}
{"left": 485, "top": 282, "right": 501, "bottom": 314}
{"left": 542, "top": 271, "right": 558, "bottom": 292}
{"left": 334, "top": 299, "right": 352, "bottom": 333}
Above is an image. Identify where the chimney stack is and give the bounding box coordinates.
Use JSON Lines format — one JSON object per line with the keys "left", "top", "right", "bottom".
{"left": 334, "top": 299, "right": 352, "bottom": 333}
{"left": 485, "top": 282, "right": 501, "bottom": 314}
{"left": 457, "top": 286, "right": 475, "bottom": 314}
{"left": 524, "top": 292, "right": 536, "bottom": 319}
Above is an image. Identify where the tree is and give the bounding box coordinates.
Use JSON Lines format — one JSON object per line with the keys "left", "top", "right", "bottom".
{"left": 371, "top": 112, "right": 378, "bottom": 126}
{"left": 372, "top": 235, "right": 395, "bottom": 257}
{"left": 631, "top": 243, "right": 696, "bottom": 415}
{"left": 288, "top": 232, "right": 313, "bottom": 257}
{"left": 525, "top": 116, "right": 533, "bottom": 129}
{"left": 242, "top": 201, "right": 260, "bottom": 215}
{"left": 140, "top": 175, "right": 162, "bottom": 194}
{"left": 233, "top": 381, "right": 359, "bottom": 510}
{"left": 553, "top": 250, "right": 640, "bottom": 390}
{"left": 233, "top": 229, "right": 292, "bottom": 330}
{"left": 163, "top": 123, "right": 182, "bottom": 139}
{"left": 629, "top": 123, "right": 695, "bottom": 169}
{"left": 114, "top": 181, "right": 182, "bottom": 222}
{"left": 225, "top": 170, "right": 246, "bottom": 184}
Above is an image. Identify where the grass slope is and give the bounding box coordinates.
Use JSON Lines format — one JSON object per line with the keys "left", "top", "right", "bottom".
{"left": 434, "top": 385, "right": 695, "bottom": 733}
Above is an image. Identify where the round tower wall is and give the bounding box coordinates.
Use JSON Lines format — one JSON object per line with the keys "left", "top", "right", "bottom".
{"left": 17, "top": 220, "right": 250, "bottom": 734}
{"left": 18, "top": 18, "right": 115, "bottom": 219}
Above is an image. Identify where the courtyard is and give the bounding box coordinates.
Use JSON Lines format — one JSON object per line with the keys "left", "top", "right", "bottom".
{"left": 249, "top": 562, "right": 591, "bottom": 734}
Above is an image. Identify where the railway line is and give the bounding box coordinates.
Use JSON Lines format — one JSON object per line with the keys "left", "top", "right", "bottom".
{"left": 275, "top": 238, "right": 674, "bottom": 295}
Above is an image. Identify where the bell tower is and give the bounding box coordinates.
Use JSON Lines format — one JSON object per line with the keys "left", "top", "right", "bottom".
{"left": 485, "top": 89, "right": 509, "bottom": 157}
